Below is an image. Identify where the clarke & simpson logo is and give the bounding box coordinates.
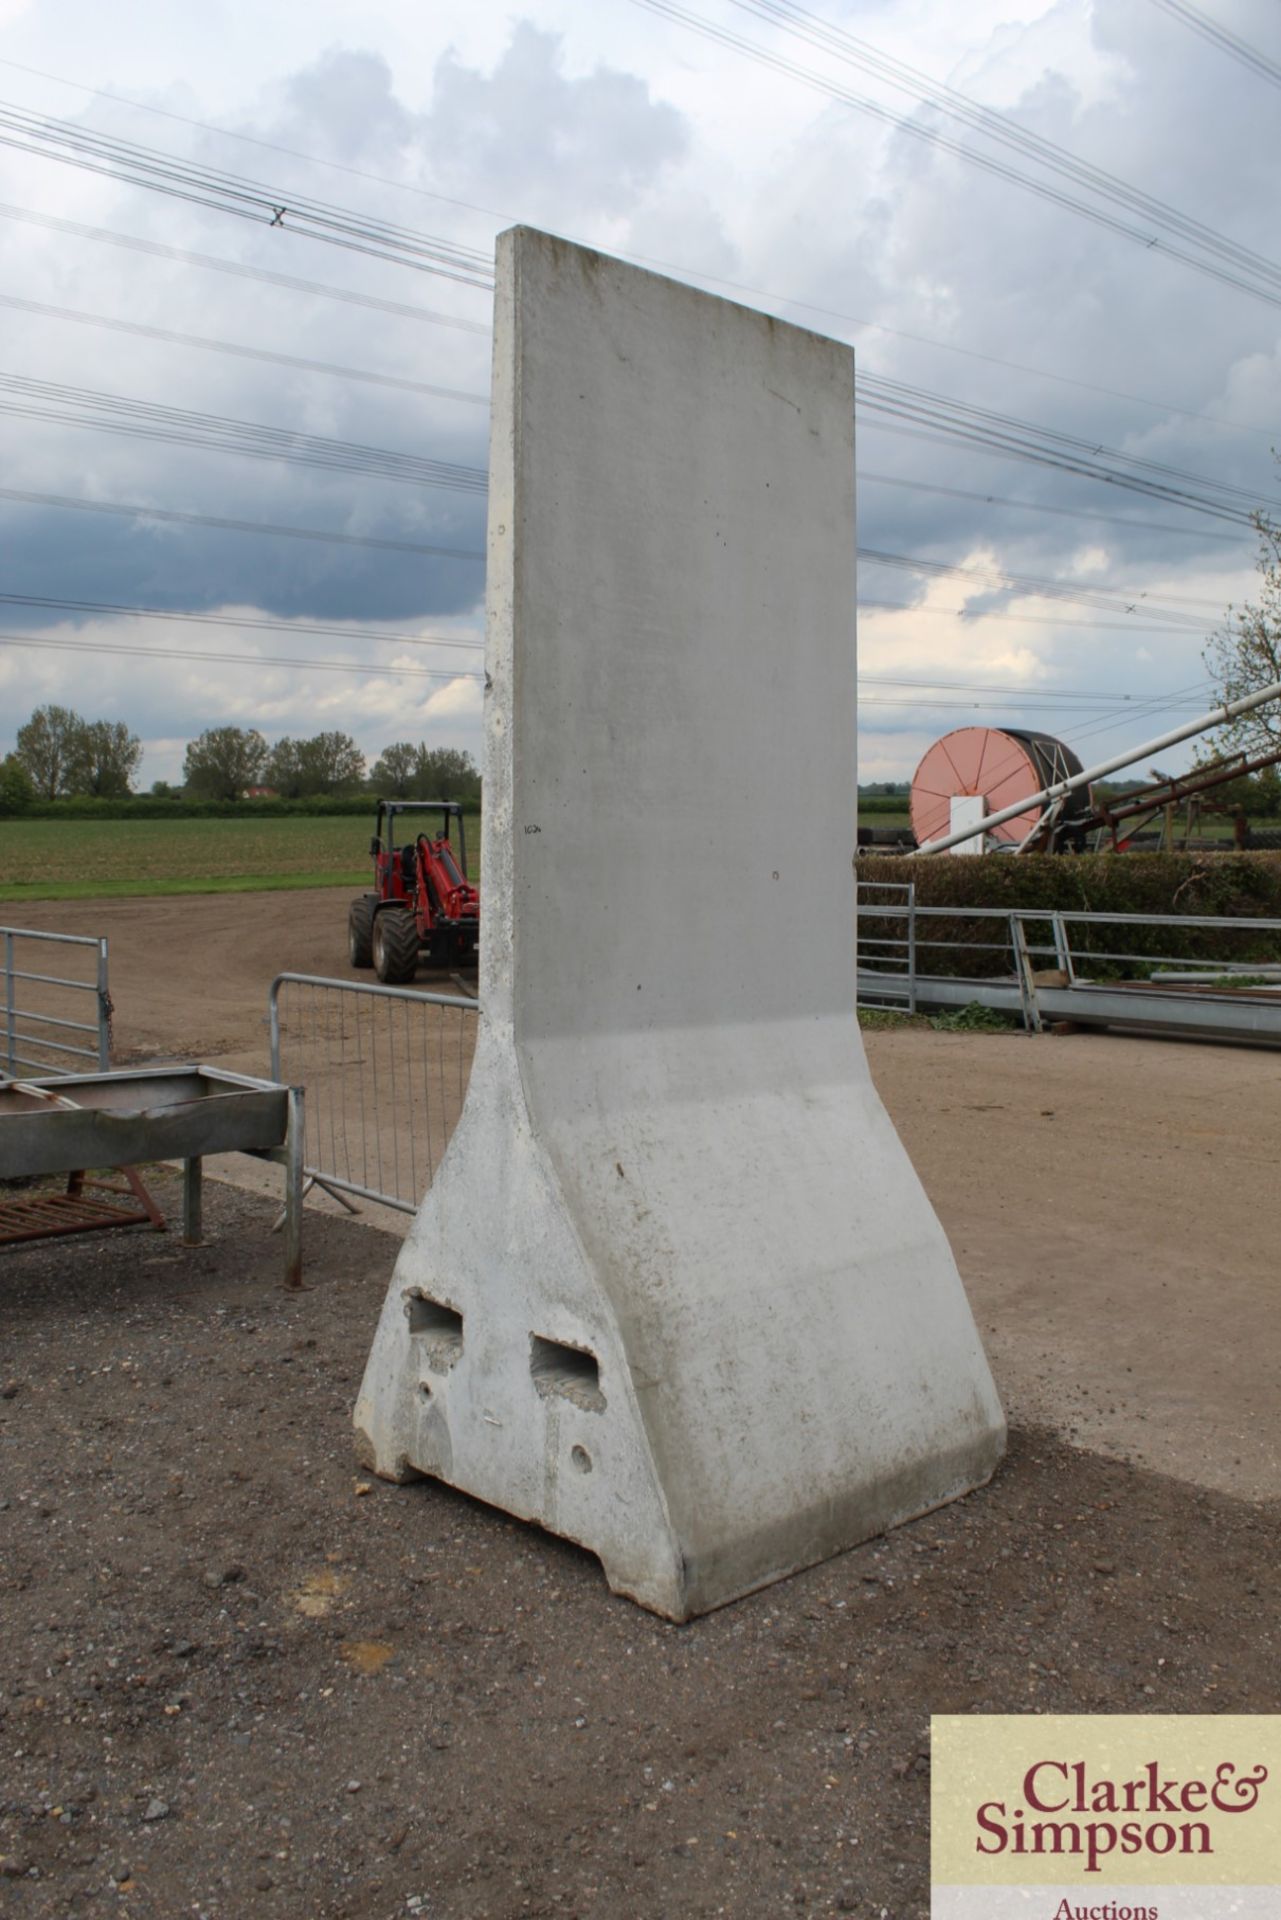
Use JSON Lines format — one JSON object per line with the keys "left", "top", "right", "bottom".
{"left": 976, "top": 1755, "right": 1270, "bottom": 1877}
{"left": 931, "top": 1716, "right": 1281, "bottom": 1920}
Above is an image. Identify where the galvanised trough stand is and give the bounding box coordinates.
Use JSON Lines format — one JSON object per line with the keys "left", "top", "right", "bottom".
{"left": 355, "top": 228, "right": 1005, "bottom": 1619}
{"left": 0, "top": 1067, "right": 304, "bottom": 1286}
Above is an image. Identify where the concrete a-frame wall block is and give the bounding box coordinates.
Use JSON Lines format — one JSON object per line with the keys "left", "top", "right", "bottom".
{"left": 354, "top": 227, "right": 1006, "bottom": 1621}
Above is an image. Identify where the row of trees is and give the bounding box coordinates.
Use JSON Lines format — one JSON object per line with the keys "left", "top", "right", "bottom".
{"left": 180, "top": 727, "right": 481, "bottom": 802}
{"left": 3, "top": 710, "right": 480, "bottom": 808}
{"left": 8, "top": 705, "right": 143, "bottom": 801}
{"left": 369, "top": 742, "right": 480, "bottom": 802}
{"left": 181, "top": 727, "right": 366, "bottom": 800}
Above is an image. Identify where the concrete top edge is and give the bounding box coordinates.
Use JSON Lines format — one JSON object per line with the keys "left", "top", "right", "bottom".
{"left": 495, "top": 222, "right": 856, "bottom": 363}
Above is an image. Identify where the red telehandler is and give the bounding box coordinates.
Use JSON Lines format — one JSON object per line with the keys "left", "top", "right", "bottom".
{"left": 348, "top": 800, "right": 479, "bottom": 983}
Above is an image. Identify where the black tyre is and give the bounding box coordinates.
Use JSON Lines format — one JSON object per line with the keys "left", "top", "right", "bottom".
{"left": 348, "top": 897, "right": 375, "bottom": 968}
{"left": 373, "top": 908, "right": 420, "bottom": 984}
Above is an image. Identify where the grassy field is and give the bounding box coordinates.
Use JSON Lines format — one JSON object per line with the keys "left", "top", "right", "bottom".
{"left": 0, "top": 807, "right": 1260, "bottom": 902}
{"left": 0, "top": 815, "right": 390, "bottom": 902}
{"left": 2, "top": 810, "right": 903, "bottom": 903}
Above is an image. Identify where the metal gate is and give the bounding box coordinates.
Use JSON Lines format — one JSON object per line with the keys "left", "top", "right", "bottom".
{"left": 1, "top": 926, "right": 112, "bottom": 1081}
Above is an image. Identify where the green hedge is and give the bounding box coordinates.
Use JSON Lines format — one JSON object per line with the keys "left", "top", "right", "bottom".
{"left": 856, "top": 793, "right": 910, "bottom": 816}
{"left": 13, "top": 795, "right": 481, "bottom": 822}
{"left": 858, "top": 851, "right": 1281, "bottom": 977}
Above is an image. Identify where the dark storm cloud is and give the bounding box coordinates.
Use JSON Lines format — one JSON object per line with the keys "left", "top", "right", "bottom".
{"left": 0, "top": 30, "right": 688, "bottom": 637}
{"left": 0, "top": 485, "right": 487, "bottom": 627}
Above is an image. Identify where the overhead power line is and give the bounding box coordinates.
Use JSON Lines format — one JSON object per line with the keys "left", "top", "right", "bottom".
{"left": 632, "top": 0, "right": 1281, "bottom": 311}
{"left": 0, "top": 372, "right": 489, "bottom": 494}
{"left": 0, "top": 484, "right": 1241, "bottom": 615}
{"left": 856, "top": 694, "right": 1207, "bottom": 711}
{"left": 0, "top": 628, "right": 485, "bottom": 684}
{"left": 0, "top": 54, "right": 518, "bottom": 222}
{"left": 0, "top": 361, "right": 1259, "bottom": 647}
{"left": 0, "top": 101, "right": 496, "bottom": 288}
{"left": 864, "top": 416, "right": 1265, "bottom": 530}
{"left": 0, "top": 592, "right": 484, "bottom": 653}
{"left": 862, "top": 602, "right": 1214, "bottom": 636}
{"left": 725, "top": 0, "right": 1281, "bottom": 288}
{"left": 0, "top": 575, "right": 1219, "bottom": 648}
{"left": 0, "top": 294, "right": 488, "bottom": 406}
{"left": 1145, "top": 0, "right": 1281, "bottom": 91}
{"left": 0, "top": 485, "right": 484, "bottom": 561}
{"left": 860, "top": 672, "right": 1206, "bottom": 701}
{"left": 0, "top": 202, "right": 489, "bottom": 334}
{"left": 0, "top": 381, "right": 1227, "bottom": 621}
{"left": 858, "top": 373, "right": 1273, "bottom": 517}
{"left": 859, "top": 550, "right": 1216, "bottom": 627}
{"left": 5, "top": 347, "right": 1269, "bottom": 535}
{"left": 858, "top": 469, "right": 1246, "bottom": 544}
{"left": 21, "top": 24, "right": 1281, "bottom": 325}
{"left": 0, "top": 625, "right": 1208, "bottom": 718}
{"left": 2, "top": 54, "right": 1275, "bottom": 445}
{"left": 0, "top": 492, "right": 1216, "bottom": 637}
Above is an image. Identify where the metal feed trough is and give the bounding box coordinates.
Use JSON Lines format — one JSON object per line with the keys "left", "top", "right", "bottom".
{"left": 0, "top": 1066, "right": 304, "bottom": 1286}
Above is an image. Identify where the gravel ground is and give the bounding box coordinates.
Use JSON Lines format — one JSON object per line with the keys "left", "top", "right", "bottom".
{"left": 2, "top": 1175, "right": 1278, "bottom": 1920}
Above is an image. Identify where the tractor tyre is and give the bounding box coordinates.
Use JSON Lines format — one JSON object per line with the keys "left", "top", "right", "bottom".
{"left": 348, "top": 897, "right": 375, "bottom": 968}
{"left": 373, "top": 908, "right": 420, "bottom": 985}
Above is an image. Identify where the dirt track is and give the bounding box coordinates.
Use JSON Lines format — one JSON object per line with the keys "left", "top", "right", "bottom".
{"left": 16, "top": 890, "right": 1281, "bottom": 1502}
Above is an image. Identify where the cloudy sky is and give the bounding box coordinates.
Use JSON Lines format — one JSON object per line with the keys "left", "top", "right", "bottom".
{"left": 1, "top": 0, "right": 1278, "bottom": 787}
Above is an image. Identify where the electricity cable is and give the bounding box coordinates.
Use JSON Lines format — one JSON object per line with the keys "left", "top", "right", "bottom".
{"left": 0, "top": 101, "right": 496, "bottom": 287}
{"left": 724, "top": 0, "right": 1281, "bottom": 287}
{"left": 4, "top": 359, "right": 1268, "bottom": 535}
{"left": 858, "top": 550, "right": 1225, "bottom": 624}
{"left": 0, "top": 202, "right": 489, "bottom": 334}
{"left": 1, "top": 55, "right": 1274, "bottom": 442}
{"left": 0, "top": 372, "right": 489, "bottom": 493}
{"left": 0, "top": 294, "right": 489, "bottom": 405}
{"left": 0, "top": 626, "right": 1208, "bottom": 719}
{"left": 0, "top": 628, "right": 485, "bottom": 683}
{"left": 22, "top": 296, "right": 1239, "bottom": 539}
{"left": 0, "top": 592, "right": 484, "bottom": 653}
{"left": 0, "top": 590, "right": 1213, "bottom": 691}
{"left": 0, "top": 486, "right": 485, "bottom": 561}
{"left": 1145, "top": 0, "right": 1281, "bottom": 92}
{"left": 857, "top": 469, "right": 1246, "bottom": 544}
{"left": 631, "top": 0, "right": 1281, "bottom": 311}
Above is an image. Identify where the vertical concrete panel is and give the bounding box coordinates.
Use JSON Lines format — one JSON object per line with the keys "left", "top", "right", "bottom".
{"left": 355, "top": 228, "right": 1005, "bottom": 1620}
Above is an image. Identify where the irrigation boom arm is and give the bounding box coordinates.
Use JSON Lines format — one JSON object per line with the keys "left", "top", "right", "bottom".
{"left": 908, "top": 680, "right": 1281, "bottom": 856}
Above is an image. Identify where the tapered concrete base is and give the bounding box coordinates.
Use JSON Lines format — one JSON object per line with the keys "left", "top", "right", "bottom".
{"left": 354, "top": 228, "right": 1005, "bottom": 1620}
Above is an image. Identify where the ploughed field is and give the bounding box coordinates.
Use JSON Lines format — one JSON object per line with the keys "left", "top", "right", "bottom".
{"left": 0, "top": 816, "right": 378, "bottom": 902}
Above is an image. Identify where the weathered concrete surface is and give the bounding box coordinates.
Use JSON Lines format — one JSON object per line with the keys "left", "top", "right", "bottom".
{"left": 355, "top": 227, "right": 1005, "bottom": 1619}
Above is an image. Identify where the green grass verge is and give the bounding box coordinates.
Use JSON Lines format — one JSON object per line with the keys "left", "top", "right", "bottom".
{"left": 856, "top": 1007, "right": 932, "bottom": 1031}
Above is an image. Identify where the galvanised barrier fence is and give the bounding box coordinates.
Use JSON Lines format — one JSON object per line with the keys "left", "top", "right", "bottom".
{"left": 856, "top": 892, "right": 1281, "bottom": 1043}
{"left": 2, "top": 926, "right": 112, "bottom": 1081}
{"left": 268, "top": 973, "right": 480, "bottom": 1215}
{"left": 267, "top": 901, "right": 1281, "bottom": 1220}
